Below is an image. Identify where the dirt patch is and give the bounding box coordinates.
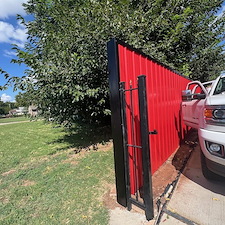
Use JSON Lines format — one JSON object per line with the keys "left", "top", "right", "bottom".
{"left": 152, "top": 138, "right": 197, "bottom": 206}
{"left": 95, "top": 141, "right": 113, "bottom": 152}
{"left": 1, "top": 169, "right": 16, "bottom": 176}
{"left": 62, "top": 155, "right": 79, "bottom": 166}
{"left": 62, "top": 141, "right": 113, "bottom": 166}
{"left": 80, "top": 141, "right": 113, "bottom": 152}
{"left": 0, "top": 197, "right": 9, "bottom": 204}
{"left": 21, "top": 180, "right": 36, "bottom": 186}
{"left": 103, "top": 130, "right": 198, "bottom": 215}
{"left": 103, "top": 185, "right": 124, "bottom": 210}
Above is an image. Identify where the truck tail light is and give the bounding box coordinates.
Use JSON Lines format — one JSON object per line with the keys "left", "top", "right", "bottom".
{"left": 204, "top": 106, "right": 225, "bottom": 125}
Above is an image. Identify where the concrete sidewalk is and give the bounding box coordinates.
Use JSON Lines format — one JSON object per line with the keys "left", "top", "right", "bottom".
{"left": 159, "top": 146, "right": 225, "bottom": 225}
{"left": 108, "top": 145, "right": 225, "bottom": 225}
{"left": 0, "top": 121, "right": 29, "bottom": 125}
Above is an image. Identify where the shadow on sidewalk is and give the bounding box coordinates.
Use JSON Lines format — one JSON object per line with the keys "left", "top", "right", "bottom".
{"left": 182, "top": 146, "right": 225, "bottom": 196}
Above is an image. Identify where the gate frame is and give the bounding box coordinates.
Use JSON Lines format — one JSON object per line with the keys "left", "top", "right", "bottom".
{"left": 107, "top": 38, "right": 154, "bottom": 220}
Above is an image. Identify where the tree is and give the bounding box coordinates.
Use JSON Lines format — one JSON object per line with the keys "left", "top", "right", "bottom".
{"left": 1, "top": 0, "right": 225, "bottom": 125}
{"left": 0, "top": 101, "right": 7, "bottom": 115}
{"left": 0, "top": 101, "right": 13, "bottom": 115}
{"left": 15, "top": 92, "right": 34, "bottom": 107}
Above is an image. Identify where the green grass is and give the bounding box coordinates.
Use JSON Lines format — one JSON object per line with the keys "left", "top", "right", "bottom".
{"left": 0, "top": 116, "right": 29, "bottom": 124}
{"left": 0, "top": 121, "right": 114, "bottom": 225}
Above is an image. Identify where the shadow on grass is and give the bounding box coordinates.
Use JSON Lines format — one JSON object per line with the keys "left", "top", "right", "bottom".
{"left": 48, "top": 123, "right": 112, "bottom": 154}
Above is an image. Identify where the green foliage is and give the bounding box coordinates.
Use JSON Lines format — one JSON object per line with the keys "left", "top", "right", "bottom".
{"left": 1, "top": 0, "right": 225, "bottom": 124}
{"left": 15, "top": 92, "right": 34, "bottom": 107}
{"left": 0, "top": 101, "right": 14, "bottom": 115}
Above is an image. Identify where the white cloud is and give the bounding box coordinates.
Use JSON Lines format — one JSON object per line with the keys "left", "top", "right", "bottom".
{"left": 3, "top": 50, "right": 17, "bottom": 58}
{"left": 0, "top": 0, "right": 28, "bottom": 19}
{"left": 0, "top": 21, "right": 27, "bottom": 47}
{"left": 1, "top": 93, "right": 12, "bottom": 102}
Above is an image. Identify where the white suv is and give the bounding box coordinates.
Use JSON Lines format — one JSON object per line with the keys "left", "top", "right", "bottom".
{"left": 182, "top": 75, "right": 225, "bottom": 179}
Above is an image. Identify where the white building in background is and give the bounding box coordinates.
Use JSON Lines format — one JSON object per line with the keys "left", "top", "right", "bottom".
{"left": 9, "top": 107, "right": 28, "bottom": 116}
{"left": 16, "top": 107, "right": 28, "bottom": 115}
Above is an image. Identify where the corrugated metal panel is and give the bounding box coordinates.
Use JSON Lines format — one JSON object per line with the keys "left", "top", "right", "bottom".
{"left": 118, "top": 44, "right": 190, "bottom": 193}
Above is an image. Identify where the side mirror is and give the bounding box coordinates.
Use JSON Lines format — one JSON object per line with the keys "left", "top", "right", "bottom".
{"left": 193, "top": 93, "right": 206, "bottom": 100}
{"left": 182, "top": 90, "right": 192, "bottom": 101}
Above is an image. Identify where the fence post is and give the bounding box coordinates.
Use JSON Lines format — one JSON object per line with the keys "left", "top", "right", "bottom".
{"left": 107, "top": 38, "right": 127, "bottom": 207}
{"left": 138, "top": 75, "right": 154, "bottom": 220}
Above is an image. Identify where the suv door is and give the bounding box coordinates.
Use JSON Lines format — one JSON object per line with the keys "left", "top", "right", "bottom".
{"left": 182, "top": 81, "right": 208, "bottom": 129}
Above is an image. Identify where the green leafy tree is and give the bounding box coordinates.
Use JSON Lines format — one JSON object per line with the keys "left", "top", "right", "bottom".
{"left": 1, "top": 0, "right": 225, "bottom": 124}
{"left": 15, "top": 92, "right": 34, "bottom": 107}
{"left": 0, "top": 101, "right": 13, "bottom": 115}
{"left": 0, "top": 101, "right": 7, "bottom": 115}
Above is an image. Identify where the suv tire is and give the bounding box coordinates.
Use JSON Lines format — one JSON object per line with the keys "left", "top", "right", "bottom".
{"left": 201, "top": 150, "right": 221, "bottom": 180}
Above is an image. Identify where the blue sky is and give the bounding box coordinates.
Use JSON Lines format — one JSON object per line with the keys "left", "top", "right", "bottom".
{"left": 0, "top": 0, "right": 28, "bottom": 102}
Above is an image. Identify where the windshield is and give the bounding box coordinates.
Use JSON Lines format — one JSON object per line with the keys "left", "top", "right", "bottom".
{"left": 214, "top": 76, "right": 225, "bottom": 95}
{"left": 203, "top": 81, "right": 214, "bottom": 94}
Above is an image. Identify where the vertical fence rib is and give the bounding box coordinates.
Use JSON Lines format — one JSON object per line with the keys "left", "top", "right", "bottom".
{"left": 138, "top": 75, "right": 154, "bottom": 221}
{"left": 129, "top": 83, "right": 139, "bottom": 200}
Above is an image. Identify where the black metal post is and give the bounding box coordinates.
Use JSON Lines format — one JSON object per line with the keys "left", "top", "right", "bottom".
{"left": 138, "top": 75, "right": 154, "bottom": 220}
{"left": 120, "top": 82, "right": 132, "bottom": 211}
{"left": 107, "top": 38, "right": 127, "bottom": 207}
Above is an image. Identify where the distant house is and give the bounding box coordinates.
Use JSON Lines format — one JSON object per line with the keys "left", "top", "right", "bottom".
{"left": 28, "top": 105, "right": 38, "bottom": 117}
{"left": 9, "top": 109, "right": 17, "bottom": 116}
{"left": 9, "top": 107, "right": 28, "bottom": 116}
{"left": 16, "top": 107, "right": 28, "bottom": 115}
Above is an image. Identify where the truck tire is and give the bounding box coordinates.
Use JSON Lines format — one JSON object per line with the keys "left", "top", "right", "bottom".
{"left": 200, "top": 151, "right": 221, "bottom": 180}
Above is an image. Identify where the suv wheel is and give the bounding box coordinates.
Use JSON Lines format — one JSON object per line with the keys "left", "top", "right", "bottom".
{"left": 201, "top": 151, "right": 221, "bottom": 180}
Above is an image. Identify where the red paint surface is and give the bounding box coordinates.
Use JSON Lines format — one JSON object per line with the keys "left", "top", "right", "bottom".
{"left": 118, "top": 44, "right": 190, "bottom": 194}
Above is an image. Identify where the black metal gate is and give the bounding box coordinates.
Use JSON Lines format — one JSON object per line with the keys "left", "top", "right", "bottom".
{"left": 119, "top": 75, "right": 154, "bottom": 220}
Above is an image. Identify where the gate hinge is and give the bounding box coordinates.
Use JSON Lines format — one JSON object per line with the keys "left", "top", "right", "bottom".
{"left": 149, "top": 130, "right": 158, "bottom": 135}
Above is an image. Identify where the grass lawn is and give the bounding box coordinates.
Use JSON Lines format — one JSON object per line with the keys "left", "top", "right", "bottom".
{"left": 0, "top": 116, "right": 30, "bottom": 124}
{"left": 0, "top": 121, "right": 114, "bottom": 225}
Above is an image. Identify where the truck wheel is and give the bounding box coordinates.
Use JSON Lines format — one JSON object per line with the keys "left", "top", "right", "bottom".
{"left": 201, "top": 151, "right": 220, "bottom": 180}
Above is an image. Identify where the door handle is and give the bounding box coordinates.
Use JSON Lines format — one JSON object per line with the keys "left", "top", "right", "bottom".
{"left": 149, "top": 130, "right": 158, "bottom": 135}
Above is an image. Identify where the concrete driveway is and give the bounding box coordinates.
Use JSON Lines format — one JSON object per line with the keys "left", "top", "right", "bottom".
{"left": 159, "top": 146, "right": 225, "bottom": 225}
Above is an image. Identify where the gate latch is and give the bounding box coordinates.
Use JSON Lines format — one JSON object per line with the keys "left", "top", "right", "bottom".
{"left": 149, "top": 129, "right": 158, "bottom": 135}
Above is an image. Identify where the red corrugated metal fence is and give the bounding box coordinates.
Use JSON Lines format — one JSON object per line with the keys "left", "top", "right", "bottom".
{"left": 117, "top": 43, "right": 190, "bottom": 194}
